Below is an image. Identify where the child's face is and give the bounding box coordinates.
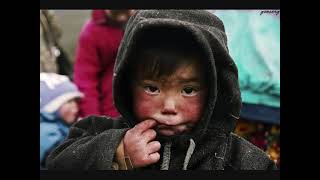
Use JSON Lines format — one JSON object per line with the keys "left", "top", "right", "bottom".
{"left": 105, "top": 10, "right": 135, "bottom": 25}
{"left": 132, "top": 58, "right": 208, "bottom": 136}
{"left": 58, "top": 99, "right": 79, "bottom": 125}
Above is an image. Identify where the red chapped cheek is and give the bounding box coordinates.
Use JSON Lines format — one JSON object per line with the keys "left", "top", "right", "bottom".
{"left": 59, "top": 102, "right": 79, "bottom": 124}
{"left": 178, "top": 91, "right": 207, "bottom": 124}
{"left": 133, "top": 88, "right": 161, "bottom": 122}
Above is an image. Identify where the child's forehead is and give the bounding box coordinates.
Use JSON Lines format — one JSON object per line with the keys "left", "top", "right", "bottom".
{"left": 140, "top": 61, "right": 205, "bottom": 82}
{"left": 172, "top": 62, "right": 203, "bottom": 77}
{"left": 131, "top": 47, "right": 207, "bottom": 83}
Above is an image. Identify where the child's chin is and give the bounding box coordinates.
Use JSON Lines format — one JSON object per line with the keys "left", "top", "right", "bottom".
{"left": 156, "top": 131, "right": 193, "bottom": 149}
{"left": 158, "top": 129, "right": 176, "bottom": 136}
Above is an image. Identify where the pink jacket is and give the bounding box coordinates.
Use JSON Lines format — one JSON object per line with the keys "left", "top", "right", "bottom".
{"left": 74, "top": 10, "right": 123, "bottom": 118}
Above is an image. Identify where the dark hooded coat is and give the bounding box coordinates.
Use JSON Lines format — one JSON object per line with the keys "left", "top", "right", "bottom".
{"left": 47, "top": 10, "right": 276, "bottom": 170}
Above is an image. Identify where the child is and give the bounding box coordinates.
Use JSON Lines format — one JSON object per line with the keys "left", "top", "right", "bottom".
{"left": 74, "top": 10, "right": 135, "bottom": 118}
{"left": 40, "top": 73, "right": 83, "bottom": 169}
{"left": 47, "top": 10, "right": 276, "bottom": 170}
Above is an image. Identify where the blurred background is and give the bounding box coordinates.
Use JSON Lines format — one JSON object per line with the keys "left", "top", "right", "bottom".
{"left": 40, "top": 10, "right": 280, "bottom": 169}
{"left": 54, "top": 10, "right": 91, "bottom": 64}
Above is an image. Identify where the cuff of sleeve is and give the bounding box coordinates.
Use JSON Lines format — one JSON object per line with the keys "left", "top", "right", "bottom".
{"left": 114, "top": 139, "right": 134, "bottom": 170}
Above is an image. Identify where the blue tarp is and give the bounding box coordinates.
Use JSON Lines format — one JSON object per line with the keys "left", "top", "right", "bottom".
{"left": 215, "top": 10, "right": 280, "bottom": 108}
{"left": 214, "top": 10, "right": 280, "bottom": 124}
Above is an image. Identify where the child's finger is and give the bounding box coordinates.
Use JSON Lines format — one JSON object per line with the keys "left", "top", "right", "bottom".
{"left": 133, "top": 119, "right": 157, "bottom": 134}
{"left": 147, "top": 141, "right": 161, "bottom": 154}
{"left": 141, "top": 129, "right": 157, "bottom": 142}
{"left": 148, "top": 152, "right": 160, "bottom": 164}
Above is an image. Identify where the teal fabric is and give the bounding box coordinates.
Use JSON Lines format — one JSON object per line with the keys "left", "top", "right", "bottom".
{"left": 215, "top": 10, "right": 280, "bottom": 107}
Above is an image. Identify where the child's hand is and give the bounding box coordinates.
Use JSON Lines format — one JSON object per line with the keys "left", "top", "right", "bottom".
{"left": 123, "top": 119, "right": 161, "bottom": 168}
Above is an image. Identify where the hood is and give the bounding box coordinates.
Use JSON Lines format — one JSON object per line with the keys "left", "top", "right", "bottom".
{"left": 40, "top": 73, "right": 84, "bottom": 114}
{"left": 113, "top": 10, "right": 242, "bottom": 144}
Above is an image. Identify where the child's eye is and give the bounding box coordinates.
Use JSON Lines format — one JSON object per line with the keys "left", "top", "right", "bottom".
{"left": 182, "top": 87, "right": 198, "bottom": 96}
{"left": 144, "top": 85, "right": 160, "bottom": 95}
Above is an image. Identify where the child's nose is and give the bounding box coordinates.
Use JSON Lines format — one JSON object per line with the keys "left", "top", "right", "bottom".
{"left": 161, "top": 98, "right": 177, "bottom": 115}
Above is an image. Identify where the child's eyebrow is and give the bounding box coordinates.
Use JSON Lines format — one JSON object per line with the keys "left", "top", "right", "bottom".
{"left": 177, "top": 77, "right": 202, "bottom": 83}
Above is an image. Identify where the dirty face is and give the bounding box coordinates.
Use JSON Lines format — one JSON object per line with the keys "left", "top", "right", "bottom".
{"left": 132, "top": 58, "right": 208, "bottom": 136}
